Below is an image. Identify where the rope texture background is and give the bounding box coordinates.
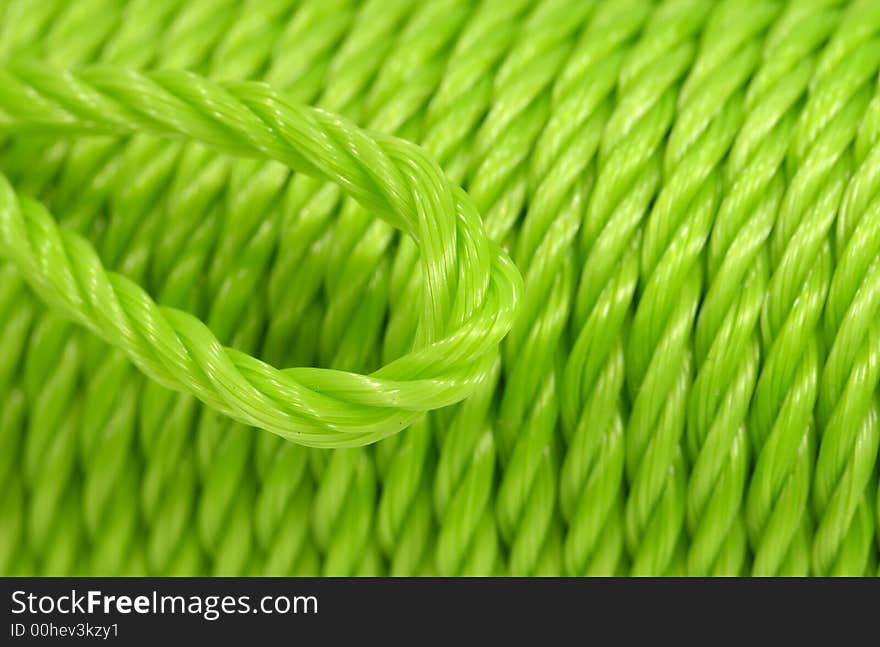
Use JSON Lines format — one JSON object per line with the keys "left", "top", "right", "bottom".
{"left": 1, "top": 0, "right": 879, "bottom": 576}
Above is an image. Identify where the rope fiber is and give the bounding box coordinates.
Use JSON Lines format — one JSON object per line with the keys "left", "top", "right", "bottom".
{"left": 1, "top": 0, "right": 879, "bottom": 576}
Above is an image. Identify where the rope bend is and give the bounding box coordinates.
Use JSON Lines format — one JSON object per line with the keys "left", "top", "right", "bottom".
{"left": 0, "top": 61, "right": 522, "bottom": 448}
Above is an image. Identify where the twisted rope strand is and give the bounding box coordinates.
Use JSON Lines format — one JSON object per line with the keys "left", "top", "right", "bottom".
{"left": 706, "top": 0, "right": 845, "bottom": 577}
{"left": 182, "top": 0, "right": 306, "bottom": 577}
{"left": 252, "top": 0, "right": 361, "bottom": 577}
{"left": 422, "top": 0, "right": 538, "bottom": 575}
{"left": 746, "top": 0, "right": 880, "bottom": 575}
{"left": 0, "top": 63, "right": 521, "bottom": 449}
{"left": 587, "top": 0, "right": 710, "bottom": 576}
{"left": 305, "top": 0, "right": 471, "bottom": 576}
{"left": 557, "top": 0, "right": 651, "bottom": 577}
{"left": 811, "top": 0, "right": 880, "bottom": 576}
{"left": 678, "top": 0, "right": 782, "bottom": 576}
{"left": 5, "top": 0, "right": 880, "bottom": 577}
{"left": 77, "top": 0, "right": 257, "bottom": 578}
{"left": 0, "top": 0, "right": 145, "bottom": 576}
{"left": 489, "top": 0, "right": 596, "bottom": 577}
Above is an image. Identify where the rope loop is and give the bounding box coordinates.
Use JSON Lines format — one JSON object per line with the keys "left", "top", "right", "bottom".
{"left": 0, "top": 61, "right": 522, "bottom": 447}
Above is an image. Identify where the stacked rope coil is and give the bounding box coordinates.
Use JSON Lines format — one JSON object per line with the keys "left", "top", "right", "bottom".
{"left": 0, "top": 0, "right": 879, "bottom": 576}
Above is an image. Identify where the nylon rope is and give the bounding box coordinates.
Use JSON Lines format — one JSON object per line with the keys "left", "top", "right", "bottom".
{"left": 0, "top": 0, "right": 879, "bottom": 577}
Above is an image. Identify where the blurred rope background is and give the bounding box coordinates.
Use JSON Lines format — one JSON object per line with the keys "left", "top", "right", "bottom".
{"left": 1, "top": 0, "right": 879, "bottom": 576}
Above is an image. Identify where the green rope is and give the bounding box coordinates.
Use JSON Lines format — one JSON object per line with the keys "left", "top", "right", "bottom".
{"left": 1, "top": 0, "right": 879, "bottom": 577}
{"left": 0, "top": 62, "right": 521, "bottom": 448}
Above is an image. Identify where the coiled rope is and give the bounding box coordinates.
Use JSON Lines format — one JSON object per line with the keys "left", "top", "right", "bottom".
{"left": 0, "top": 0, "right": 879, "bottom": 576}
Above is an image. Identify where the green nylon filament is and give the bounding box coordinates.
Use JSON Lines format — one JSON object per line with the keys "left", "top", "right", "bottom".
{"left": 1, "top": 0, "right": 879, "bottom": 577}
